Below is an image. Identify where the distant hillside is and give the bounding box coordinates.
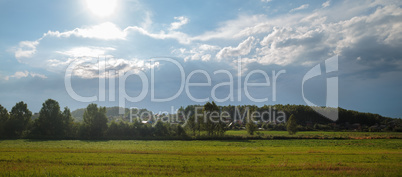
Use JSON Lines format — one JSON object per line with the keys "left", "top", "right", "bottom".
{"left": 70, "top": 104, "right": 400, "bottom": 132}
{"left": 71, "top": 106, "right": 152, "bottom": 122}
{"left": 71, "top": 108, "right": 85, "bottom": 121}
{"left": 180, "top": 104, "right": 399, "bottom": 129}
{"left": 72, "top": 104, "right": 399, "bottom": 126}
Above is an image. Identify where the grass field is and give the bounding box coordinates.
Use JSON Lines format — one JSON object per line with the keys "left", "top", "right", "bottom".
{"left": 0, "top": 132, "right": 401, "bottom": 176}
{"left": 225, "top": 130, "right": 402, "bottom": 139}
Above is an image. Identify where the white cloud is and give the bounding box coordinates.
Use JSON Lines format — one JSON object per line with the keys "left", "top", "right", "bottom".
{"left": 45, "top": 51, "right": 162, "bottom": 79}
{"left": 13, "top": 1, "right": 402, "bottom": 73}
{"left": 125, "top": 26, "right": 191, "bottom": 44}
{"left": 182, "top": 1, "right": 401, "bottom": 68}
{"left": 69, "top": 58, "right": 159, "bottom": 79}
{"left": 236, "top": 23, "right": 272, "bottom": 38}
{"left": 11, "top": 19, "right": 192, "bottom": 78}
{"left": 216, "top": 36, "right": 256, "bottom": 60}
{"left": 141, "top": 11, "right": 153, "bottom": 30}
{"left": 174, "top": 44, "right": 221, "bottom": 61}
{"left": 29, "top": 72, "right": 47, "bottom": 79}
{"left": 256, "top": 26, "right": 322, "bottom": 65}
{"left": 169, "top": 16, "right": 189, "bottom": 30}
{"left": 290, "top": 4, "right": 309, "bottom": 12}
{"left": 191, "top": 15, "right": 268, "bottom": 41}
{"left": 45, "top": 22, "right": 126, "bottom": 40}
{"left": 11, "top": 71, "right": 29, "bottom": 79}
{"left": 14, "top": 23, "right": 125, "bottom": 64}
{"left": 14, "top": 41, "right": 39, "bottom": 60}
{"left": 43, "top": 47, "right": 117, "bottom": 73}
{"left": 13, "top": 21, "right": 193, "bottom": 69}
{"left": 199, "top": 44, "right": 221, "bottom": 51}
{"left": 322, "top": 1, "right": 330, "bottom": 8}
{"left": 57, "top": 47, "right": 115, "bottom": 58}
{"left": 46, "top": 56, "right": 159, "bottom": 79}
{"left": 333, "top": 5, "right": 402, "bottom": 52}
{"left": 251, "top": 3, "right": 402, "bottom": 67}
{"left": 47, "top": 58, "right": 76, "bottom": 69}
{"left": 4, "top": 71, "right": 47, "bottom": 80}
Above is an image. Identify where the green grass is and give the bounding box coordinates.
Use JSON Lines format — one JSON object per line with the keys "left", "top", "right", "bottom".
{"left": 225, "top": 130, "right": 402, "bottom": 139}
{"left": 0, "top": 134, "right": 401, "bottom": 176}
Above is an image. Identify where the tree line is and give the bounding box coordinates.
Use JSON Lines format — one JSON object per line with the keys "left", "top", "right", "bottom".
{"left": 0, "top": 99, "right": 401, "bottom": 139}
{"left": 181, "top": 104, "right": 401, "bottom": 134}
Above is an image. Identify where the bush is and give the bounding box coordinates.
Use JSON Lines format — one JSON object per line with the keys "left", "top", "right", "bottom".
{"left": 246, "top": 122, "right": 257, "bottom": 135}
{"left": 287, "top": 114, "right": 297, "bottom": 135}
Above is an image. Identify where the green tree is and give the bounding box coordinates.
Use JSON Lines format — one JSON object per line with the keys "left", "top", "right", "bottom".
{"left": 35, "top": 99, "right": 64, "bottom": 137}
{"left": 7, "top": 101, "right": 32, "bottom": 137}
{"left": 203, "top": 101, "right": 226, "bottom": 136}
{"left": 246, "top": 107, "right": 258, "bottom": 135}
{"left": 185, "top": 115, "right": 198, "bottom": 136}
{"left": 0, "top": 105, "right": 10, "bottom": 136}
{"left": 107, "top": 121, "right": 119, "bottom": 138}
{"left": 131, "top": 119, "right": 143, "bottom": 137}
{"left": 246, "top": 122, "right": 257, "bottom": 135}
{"left": 287, "top": 114, "right": 297, "bottom": 135}
{"left": 154, "top": 121, "right": 169, "bottom": 137}
{"left": 83, "top": 103, "right": 108, "bottom": 138}
{"left": 62, "top": 107, "right": 74, "bottom": 137}
{"left": 175, "top": 124, "right": 186, "bottom": 138}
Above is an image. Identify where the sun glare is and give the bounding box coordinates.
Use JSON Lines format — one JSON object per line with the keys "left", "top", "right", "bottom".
{"left": 86, "top": 0, "right": 117, "bottom": 17}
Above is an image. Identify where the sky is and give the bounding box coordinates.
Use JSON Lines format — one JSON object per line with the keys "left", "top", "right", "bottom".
{"left": 0, "top": 0, "right": 401, "bottom": 118}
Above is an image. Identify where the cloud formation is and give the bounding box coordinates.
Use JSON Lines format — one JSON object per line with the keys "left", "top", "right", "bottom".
{"left": 14, "top": 41, "right": 39, "bottom": 60}
{"left": 45, "top": 22, "right": 125, "bottom": 40}
{"left": 11, "top": 1, "right": 402, "bottom": 80}
{"left": 216, "top": 36, "right": 256, "bottom": 60}
{"left": 67, "top": 58, "right": 158, "bottom": 79}
{"left": 4, "top": 71, "right": 47, "bottom": 80}
{"left": 2, "top": 0, "right": 402, "bottom": 118}
{"left": 169, "top": 16, "right": 189, "bottom": 30}
{"left": 174, "top": 44, "right": 221, "bottom": 61}
{"left": 290, "top": 4, "right": 309, "bottom": 12}
{"left": 57, "top": 47, "right": 115, "bottom": 58}
{"left": 322, "top": 1, "right": 330, "bottom": 8}
{"left": 178, "top": 2, "right": 402, "bottom": 71}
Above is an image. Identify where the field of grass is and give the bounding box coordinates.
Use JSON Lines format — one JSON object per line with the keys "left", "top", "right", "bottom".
{"left": 0, "top": 134, "right": 401, "bottom": 176}
{"left": 225, "top": 130, "right": 402, "bottom": 139}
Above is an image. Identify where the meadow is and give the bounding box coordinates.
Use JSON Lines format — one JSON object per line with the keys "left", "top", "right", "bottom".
{"left": 0, "top": 131, "right": 401, "bottom": 176}
{"left": 225, "top": 130, "right": 402, "bottom": 139}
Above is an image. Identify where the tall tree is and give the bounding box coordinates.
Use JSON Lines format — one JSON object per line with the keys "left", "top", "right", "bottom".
{"left": 83, "top": 103, "right": 108, "bottom": 138}
{"left": 203, "top": 101, "right": 226, "bottom": 136}
{"left": 7, "top": 101, "right": 32, "bottom": 137}
{"left": 154, "top": 121, "right": 169, "bottom": 137}
{"left": 35, "top": 99, "right": 64, "bottom": 137}
{"left": 246, "top": 107, "right": 258, "bottom": 135}
{"left": 0, "top": 105, "right": 10, "bottom": 136}
{"left": 246, "top": 122, "right": 257, "bottom": 135}
{"left": 185, "top": 115, "right": 198, "bottom": 136}
{"left": 62, "top": 107, "right": 74, "bottom": 137}
{"left": 287, "top": 114, "right": 297, "bottom": 135}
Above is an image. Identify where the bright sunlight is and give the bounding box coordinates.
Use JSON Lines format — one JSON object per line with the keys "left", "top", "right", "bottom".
{"left": 86, "top": 0, "right": 117, "bottom": 17}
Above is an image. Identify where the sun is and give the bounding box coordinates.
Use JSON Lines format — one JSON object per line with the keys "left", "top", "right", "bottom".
{"left": 86, "top": 0, "right": 117, "bottom": 17}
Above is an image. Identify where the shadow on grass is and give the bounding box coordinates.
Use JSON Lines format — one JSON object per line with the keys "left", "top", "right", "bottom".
{"left": 2, "top": 132, "right": 401, "bottom": 142}
{"left": 23, "top": 138, "right": 110, "bottom": 142}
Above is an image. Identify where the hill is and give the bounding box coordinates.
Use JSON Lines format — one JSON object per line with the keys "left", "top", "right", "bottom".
{"left": 71, "top": 104, "right": 400, "bottom": 132}
{"left": 72, "top": 106, "right": 152, "bottom": 122}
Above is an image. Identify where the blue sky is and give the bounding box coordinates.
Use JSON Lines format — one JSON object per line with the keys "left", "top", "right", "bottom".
{"left": 0, "top": 0, "right": 401, "bottom": 118}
